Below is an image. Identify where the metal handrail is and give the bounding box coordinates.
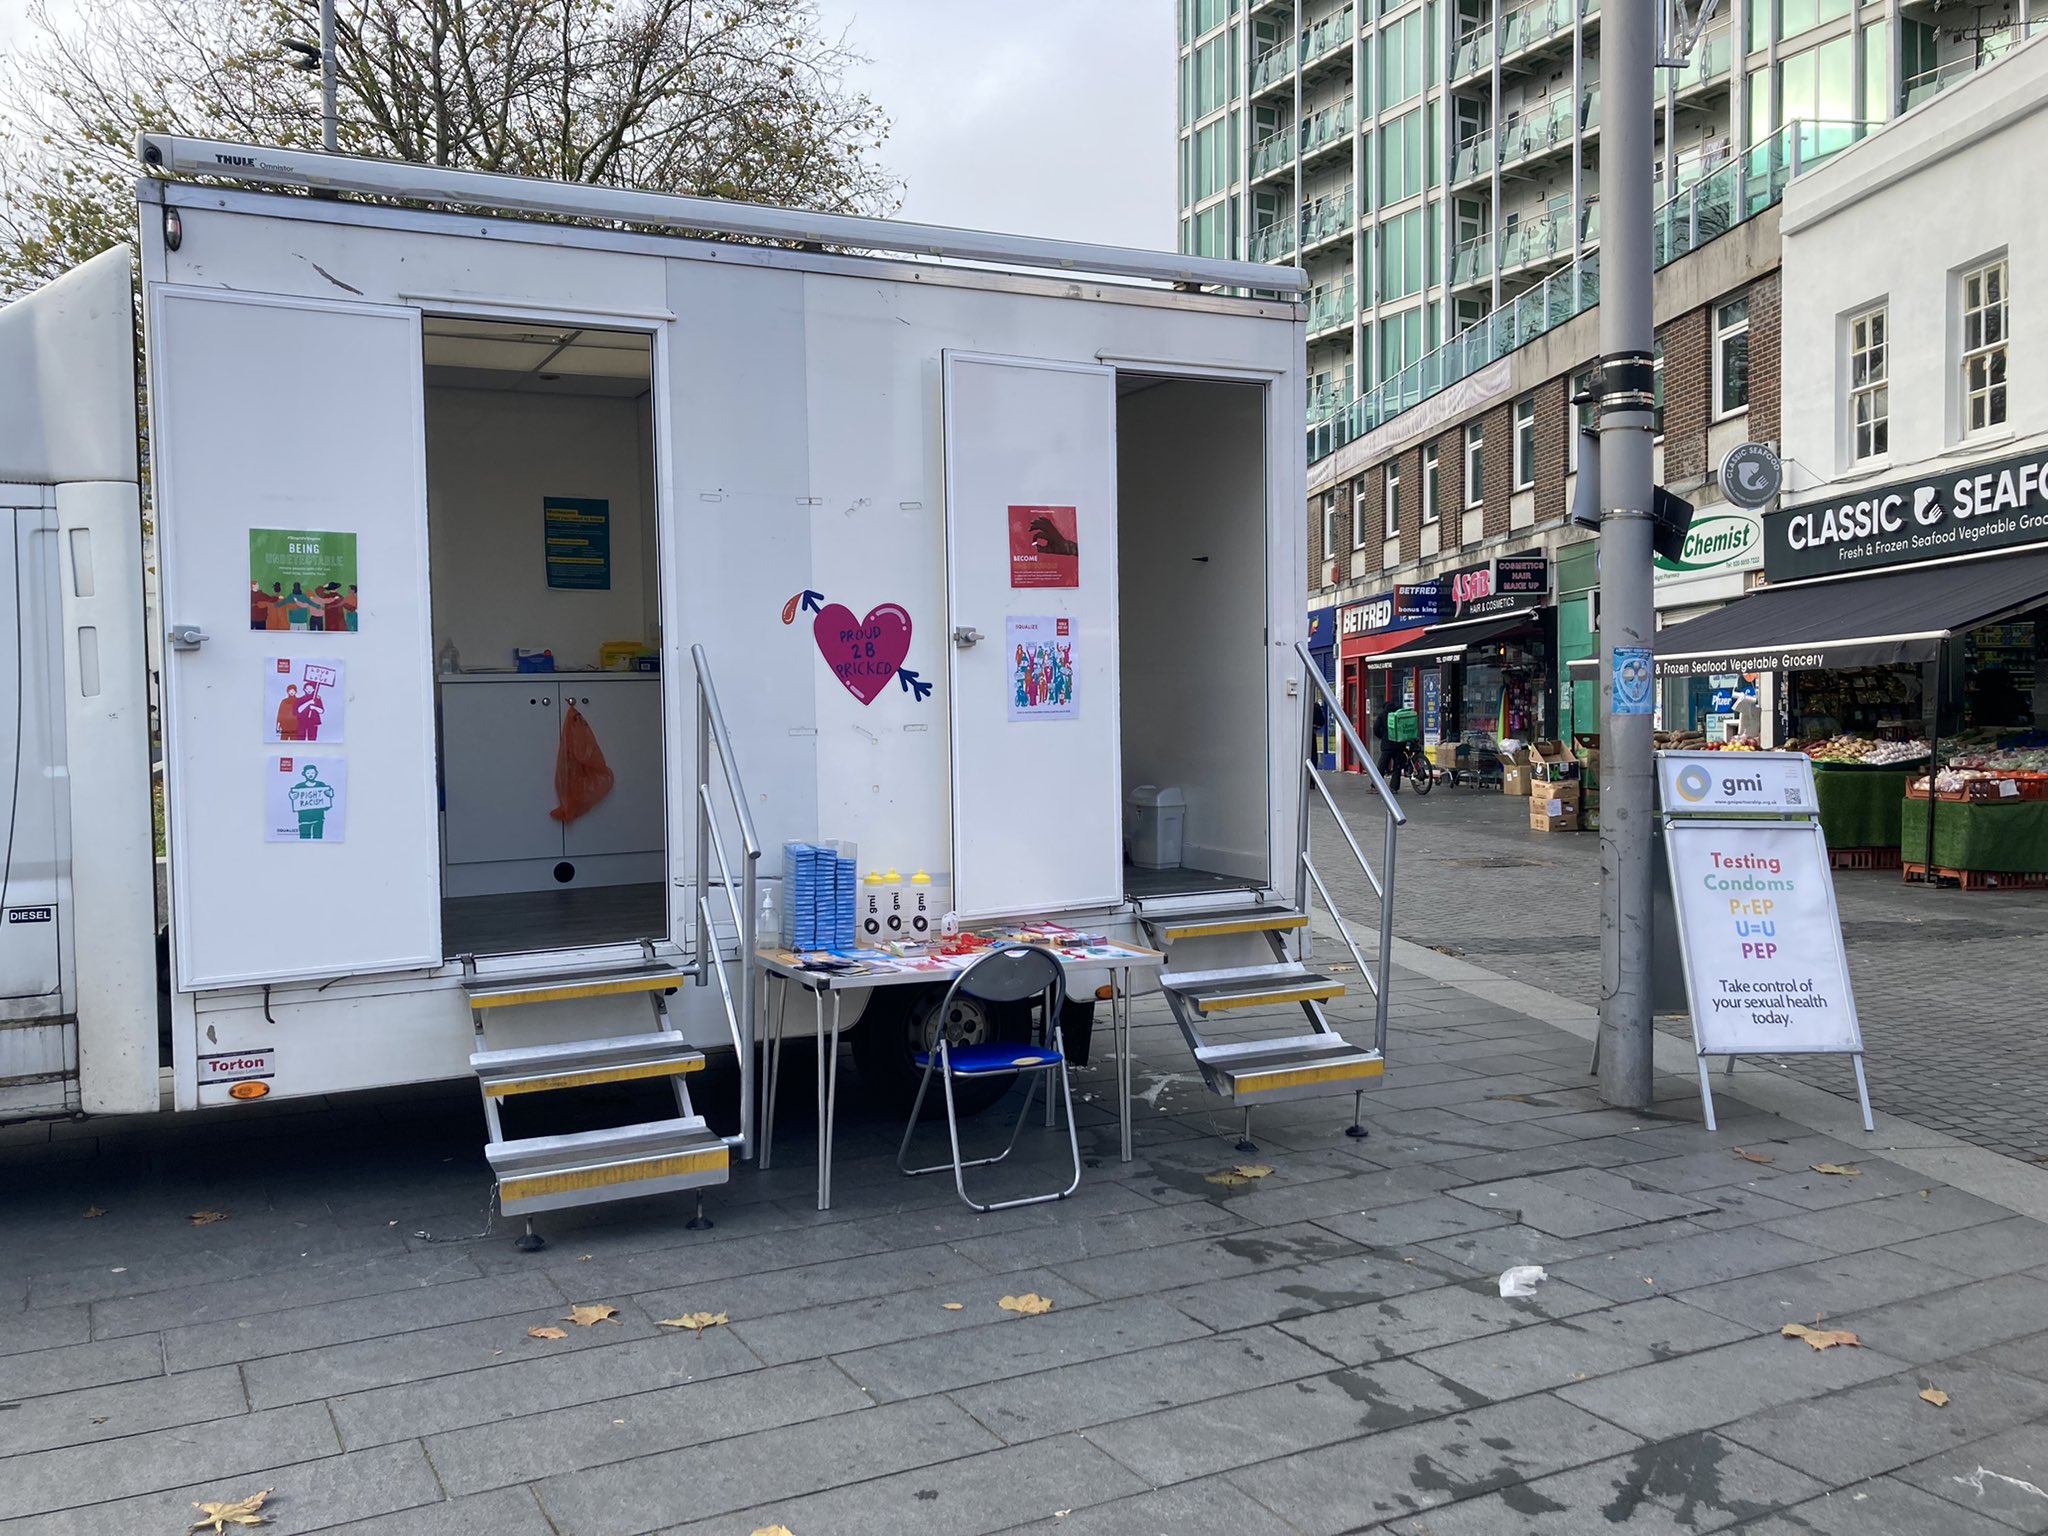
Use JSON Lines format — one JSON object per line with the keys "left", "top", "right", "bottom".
{"left": 692, "top": 643, "right": 761, "bottom": 1159}
{"left": 1294, "top": 641, "right": 1402, "bottom": 1056}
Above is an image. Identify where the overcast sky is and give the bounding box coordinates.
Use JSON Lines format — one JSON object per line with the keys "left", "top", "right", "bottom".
{"left": 0, "top": 0, "right": 1179, "bottom": 251}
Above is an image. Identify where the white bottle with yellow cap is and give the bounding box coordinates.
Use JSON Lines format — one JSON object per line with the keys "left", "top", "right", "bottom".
{"left": 883, "top": 869, "right": 905, "bottom": 936}
{"left": 860, "top": 870, "right": 886, "bottom": 946}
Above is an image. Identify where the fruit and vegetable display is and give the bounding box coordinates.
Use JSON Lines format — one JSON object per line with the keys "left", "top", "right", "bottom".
{"left": 1653, "top": 731, "right": 1760, "bottom": 751}
{"left": 1790, "top": 735, "right": 1932, "bottom": 766}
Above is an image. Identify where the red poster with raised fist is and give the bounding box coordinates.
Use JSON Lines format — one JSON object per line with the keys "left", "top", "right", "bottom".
{"left": 1008, "top": 505, "right": 1079, "bottom": 588}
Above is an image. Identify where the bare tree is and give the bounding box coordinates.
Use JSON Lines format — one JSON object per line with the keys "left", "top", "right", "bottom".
{"left": 0, "top": 0, "right": 899, "bottom": 296}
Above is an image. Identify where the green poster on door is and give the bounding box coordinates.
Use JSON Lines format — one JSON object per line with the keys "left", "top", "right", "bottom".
{"left": 249, "top": 529, "right": 359, "bottom": 634}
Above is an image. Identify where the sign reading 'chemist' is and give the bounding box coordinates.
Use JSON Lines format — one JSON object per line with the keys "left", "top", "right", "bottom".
{"left": 1766, "top": 446, "right": 2048, "bottom": 580}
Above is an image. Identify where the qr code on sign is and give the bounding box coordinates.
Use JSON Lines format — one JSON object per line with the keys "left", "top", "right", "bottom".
{"left": 1787, "top": 787, "right": 1802, "bottom": 804}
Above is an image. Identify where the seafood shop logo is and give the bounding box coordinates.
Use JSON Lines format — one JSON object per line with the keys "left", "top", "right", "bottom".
{"left": 1674, "top": 765, "right": 1714, "bottom": 804}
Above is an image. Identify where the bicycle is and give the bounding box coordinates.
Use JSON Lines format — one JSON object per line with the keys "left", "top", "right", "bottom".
{"left": 1386, "top": 738, "right": 1442, "bottom": 795}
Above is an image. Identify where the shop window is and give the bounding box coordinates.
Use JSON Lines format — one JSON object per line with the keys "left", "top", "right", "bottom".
{"left": 1848, "top": 303, "right": 1888, "bottom": 462}
{"left": 1422, "top": 445, "right": 1441, "bottom": 525}
{"left": 1384, "top": 462, "right": 1401, "bottom": 539}
{"left": 1961, "top": 258, "right": 2009, "bottom": 437}
{"left": 1715, "top": 297, "right": 1751, "bottom": 418}
{"left": 1464, "top": 425, "right": 1483, "bottom": 509}
{"left": 1512, "top": 396, "right": 1536, "bottom": 490}
{"left": 1355, "top": 475, "right": 1372, "bottom": 549}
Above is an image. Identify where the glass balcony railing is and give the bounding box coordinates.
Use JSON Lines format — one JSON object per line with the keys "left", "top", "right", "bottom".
{"left": 1251, "top": 127, "right": 1294, "bottom": 179}
{"left": 1300, "top": 97, "right": 1355, "bottom": 157}
{"left": 1249, "top": 221, "right": 1297, "bottom": 264}
{"left": 1500, "top": 211, "right": 1573, "bottom": 271}
{"left": 1498, "top": 92, "right": 1576, "bottom": 168}
{"left": 1452, "top": 234, "right": 1493, "bottom": 287}
{"left": 1452, "top": 130, "right": 1494, "bottom": 183}
{"left": 1251, "top": 38, "right": 1294, "bottom": 93}
{"left": 1499, "top": 0, "right": 1576, "bottom": 63}
{"left": 1672, "top": 27, "right": 1733, "bottom": 94}
{"left": 1905, "top": 24, "right": 2044, "bottom": 108}
{"left": 1452, "top": 24, "right": 1494, "bottom": 80}
{"left": 1307, "top": 118, "right": 1872, "bottom": 463}
{"left": 1303, "top": 189, "right": 1355, "bottom": 247}
{"left": 1308, "top": 281, "right": 1356, "bottom": 335}
{"left": 1303, "top": 7, "right": 1354, "bottom": 68}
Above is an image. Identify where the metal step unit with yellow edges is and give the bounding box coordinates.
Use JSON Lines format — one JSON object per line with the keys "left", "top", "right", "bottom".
{"left": 464, "top": 962, "right": 729, "bottom": 1243}
{"left": 1138, "top": 902, "right": 1384, "bottom": 1148}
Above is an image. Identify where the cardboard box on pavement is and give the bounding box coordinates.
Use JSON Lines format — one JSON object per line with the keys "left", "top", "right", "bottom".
{"left": 1530, "top": 781, "right": 1581, "bottom": 832}
{"left": 1502, "top": 764, "right": 1532, "bottom": 797}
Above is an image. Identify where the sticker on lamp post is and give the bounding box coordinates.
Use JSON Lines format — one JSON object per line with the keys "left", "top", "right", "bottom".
{"left": 1613, "top": 647, "right": 1655, "bottom": 716}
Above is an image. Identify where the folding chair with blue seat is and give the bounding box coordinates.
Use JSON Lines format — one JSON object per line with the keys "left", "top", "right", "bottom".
{"left": 895, "top": 944, "right": 1082, "bottom": 1212}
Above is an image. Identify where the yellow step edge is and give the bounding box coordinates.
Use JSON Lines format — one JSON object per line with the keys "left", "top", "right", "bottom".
{"left": 472, "top": 975, "right": 682, "bottom": 1010}
{"left": 483, "top": 1057, "right": 704, "bottom": 1098}
{"left": 1234, "top": 1057, "right": 1386, "bottom": 1095}
{"left": 499, "top": 1147, "right": 728, "bottom": 1204}
{"left": 1161, "top": 914, "right": 1309, "bottom": 941}
{"left": 1196, "top": 982, "right": 1346, "bottom": 1013}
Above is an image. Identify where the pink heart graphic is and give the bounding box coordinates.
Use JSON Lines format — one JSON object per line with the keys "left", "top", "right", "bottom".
{"left": 814, "top": 602, "right": 912, "bottom": 705}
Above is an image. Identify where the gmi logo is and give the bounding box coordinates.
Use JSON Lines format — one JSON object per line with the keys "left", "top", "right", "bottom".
{"left": 6, "top": 907, "right": 53, "bottom": 924}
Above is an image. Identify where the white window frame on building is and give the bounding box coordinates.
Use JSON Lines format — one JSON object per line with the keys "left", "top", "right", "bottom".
{"left": 1513, "top": 396, "right": 1536, "bottom": 490}
{"left": 1464, "top": 424, "right": 1483, "bottom": 509}
{"left": 1355, "top": 475, "right": 1372, "bottom": 550}
{"left": 1960, "top": 256, "right": 2009, "bottom": 438}
{"left": 1847, "top": 302, "right": 1889, "bottom": 465}
{"left": 1322, "top": 490, "right": 1340, "bottom": 565}
{"left": 1422, "top": 445, "right": 1441, "bottom": 525}
{"left": 1714, "top": 296, "right": 1751, "bottom": 419}
{"left": 1384, "top": 462, "right": 1401, "bottom": 539}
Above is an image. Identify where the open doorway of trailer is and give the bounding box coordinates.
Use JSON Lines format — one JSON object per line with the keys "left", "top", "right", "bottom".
{"left": 420, "top": 314, "right": 669, "bottom": 958}
{"left": 1115, "top": 372, "right": 1272, "bottom": 901}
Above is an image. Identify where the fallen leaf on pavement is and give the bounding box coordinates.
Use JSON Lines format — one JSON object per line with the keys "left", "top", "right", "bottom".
{"left": 1782, "top": 1322, "right": 1861, "bottom": 1351}
{"left": 1204, "top": 1164, "right": 1275, "bottom": 1186}
{"left": 1810, "top": 1163, "right": 1861, "bottom": 1178}
{"left": 750, "top": 1526, "right": 794, "bottom": 1535}
{"left": 941, "top": 1303, "right": 964, "bottom": 1311}
{"left": 527, "top": 1326, "right": 568, "bottom": 1341}
{"left": 188, "top": 1211, "right": 227, "bottom": 1226}
{"left": 189, "top": 1488, "right": 272, "bottom": 1530}
{"left": 1000, "top": 1293, "right": 1054, "bottom": 1316}
{"left": 656, "top": 1312, "right": 728, "bottom": 1335}
{"left": 1919, "top": 1388, "right": 1950, "bottom": 1407}
{"left": 1055, "top": 1511, "right": 1072, "bottom": 1519}
{"left": 565, "top": 1304, "right": 619, "bottom": 1327}
{"left": 1485, "top": 1093, "right": 1533, "bottom": 1104}
{"left": 1733, "top": 1148, "right": 1776, "bottom": 1165}
{"left": 82, "top": 1205, "right": 105, "bottom": 1219}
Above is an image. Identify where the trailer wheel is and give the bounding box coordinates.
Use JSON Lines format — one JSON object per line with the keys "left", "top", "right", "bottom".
{"left": 851, "top": 983, "right": 1029, "bottom": 1117}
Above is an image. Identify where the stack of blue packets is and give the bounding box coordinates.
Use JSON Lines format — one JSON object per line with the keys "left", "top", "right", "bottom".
{"left": 780, "top": 840, "right": 857, "bottom": 950}
{"left": 833, "top": 847, "right": 856, "bottom": 949}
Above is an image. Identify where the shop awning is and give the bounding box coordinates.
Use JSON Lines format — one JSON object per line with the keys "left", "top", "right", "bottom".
{"left": 1340, "top": 627, "right": 1426, "bottom": 662}
{"left": 1565, "top": 548, "right": 2048, "bottom": 678}
{"left": 1365, "top": 614, "right": 1537, "bottom": 667}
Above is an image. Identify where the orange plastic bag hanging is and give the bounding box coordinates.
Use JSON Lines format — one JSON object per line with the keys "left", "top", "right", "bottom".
{"left": 551, "top": 701, "right": 615, "bottom": 824}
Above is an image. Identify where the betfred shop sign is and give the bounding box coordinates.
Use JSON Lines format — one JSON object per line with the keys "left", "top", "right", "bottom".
{"left": 1766, "top": 448, "right": 2048, "bottom": 580}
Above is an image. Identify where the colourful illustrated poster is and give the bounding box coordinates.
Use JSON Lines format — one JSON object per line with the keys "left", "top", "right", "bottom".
{"left": 265, "top": 756, "right": 347, "bottom": 844}
{"left": 1007, "top": 615, "right": 1078, "bottom": 721}
{"left": 1008, "top": 505, "right": 1080, "bottom": 589}
{"left": 249, "top": 529, "right": 358, "bottom": 634}
{"left": 264, "top": 657, "right": 346, "bottom": 745}
{"left": 544, "top": 497, "right": 612, "bottom": 590}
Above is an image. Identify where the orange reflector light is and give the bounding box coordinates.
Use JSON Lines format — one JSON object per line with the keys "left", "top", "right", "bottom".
{"left": 228, "top": 1081, "right": 270, "bottom": 1101}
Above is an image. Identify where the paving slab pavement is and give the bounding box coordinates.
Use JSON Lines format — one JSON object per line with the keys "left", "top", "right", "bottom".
{"left": 5, "top": 954, "right": 2048, "bottom": 1532}
{"left": 1317, "top": 772, "right": 2048, "bottom": 1165}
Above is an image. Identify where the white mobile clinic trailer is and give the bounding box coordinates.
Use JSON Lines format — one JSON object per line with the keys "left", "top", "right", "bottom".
{"left": 0, "top": 138, "right": 1398, "bottom": 1221}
